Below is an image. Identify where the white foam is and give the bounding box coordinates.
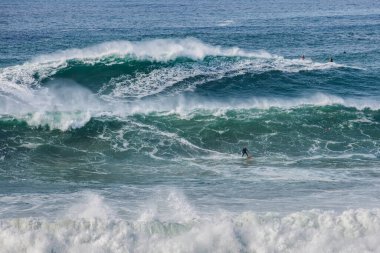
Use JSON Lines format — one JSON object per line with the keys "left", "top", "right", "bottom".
{"left": 105, "top": 118, "right": 223, "bottom": 157}
{"left": 0, "top": 60, "right": 66, "bottom": 100}
{"left": 217, "top": 20, "right": 235, "bottom": 27}
{"left": 102, "top": 65, "right": 204, "bottom": 99}
{"left": 0, "top": 80, "right": 104, "bottom": 131}
{"left": 65, "top": 192, "right": 114, "bottom": 220}
{"left": 0, "top": 208, "right": 379, "bottom": 253}
{"left": 137, "top": 188, "right": 199, "bottom": 223}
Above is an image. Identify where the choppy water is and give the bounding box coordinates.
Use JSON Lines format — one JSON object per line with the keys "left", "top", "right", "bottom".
{"left": 1, "top": 0, "right": 380, "bottom": 252}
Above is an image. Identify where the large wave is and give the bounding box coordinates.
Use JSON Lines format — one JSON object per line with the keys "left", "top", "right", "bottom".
{"left": 0, "top": 38, "right": 345, "bottom": 97}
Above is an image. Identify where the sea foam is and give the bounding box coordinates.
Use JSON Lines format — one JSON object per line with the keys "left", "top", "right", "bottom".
{"left": 1, "top": 191, "right": 379, "bottom": 253}
{"left": 0, "top": 208, "right": 379, "bottom": 253}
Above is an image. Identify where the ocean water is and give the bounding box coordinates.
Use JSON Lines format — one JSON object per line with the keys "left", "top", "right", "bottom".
{"left": 1, "top": 0, "right": 380, "bottom": 252}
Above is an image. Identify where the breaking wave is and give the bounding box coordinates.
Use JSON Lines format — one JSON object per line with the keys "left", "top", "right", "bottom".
{"left": 0, "top": 192, "right": 379, "bottom": 253}
{"left": 0, "top": 38, "right": 346, "bottom": 99}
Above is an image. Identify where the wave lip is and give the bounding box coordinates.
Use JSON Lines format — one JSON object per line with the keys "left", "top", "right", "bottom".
{"left": 30, "top": 37, "right": 273, "bottom": 64}
{"left": 119, "top": 93, "right": 380, "bottom": 116}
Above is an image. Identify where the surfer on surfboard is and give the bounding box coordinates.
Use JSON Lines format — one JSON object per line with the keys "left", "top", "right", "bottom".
{"left": 242, "top": 147, "right": 250, "bottom": 157}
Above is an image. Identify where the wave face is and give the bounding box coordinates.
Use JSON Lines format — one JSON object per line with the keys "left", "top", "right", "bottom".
{"left": 1, "top": 0, "right": 380, "bottom": 251}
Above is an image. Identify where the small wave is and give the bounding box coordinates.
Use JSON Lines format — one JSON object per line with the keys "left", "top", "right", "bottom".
{"left": 217, "top": 20, "right": 235, "bottom": 27}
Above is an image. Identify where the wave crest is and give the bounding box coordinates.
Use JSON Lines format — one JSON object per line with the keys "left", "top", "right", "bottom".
{"left": 31, "top": 37, "right": 271, "bottom": 63}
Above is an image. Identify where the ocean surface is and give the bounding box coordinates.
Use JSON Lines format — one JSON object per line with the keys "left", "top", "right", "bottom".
{"left": 1, "top": 0, "right": 380, "bottom": 252}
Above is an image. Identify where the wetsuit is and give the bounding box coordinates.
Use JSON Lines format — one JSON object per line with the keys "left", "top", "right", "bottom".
{"left": 242, "top": 148, "right": 249, "bottom": 157}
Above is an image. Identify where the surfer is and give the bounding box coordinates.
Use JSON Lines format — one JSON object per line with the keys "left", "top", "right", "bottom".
{"left": 329, "top": 57, "right": 333, "bottom": 62}
{"left": 242, "top": 147, "right": 250, "bottom": 157}
{"left": 301, "top": 55, "right": 305, "bottom": 60}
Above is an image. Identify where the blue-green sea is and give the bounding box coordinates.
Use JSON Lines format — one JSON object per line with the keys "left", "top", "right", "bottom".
{"left": 1, "top": 0, "right": 380, "bottom": 252}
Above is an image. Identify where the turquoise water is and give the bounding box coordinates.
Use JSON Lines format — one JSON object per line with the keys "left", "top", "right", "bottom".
{"left": 1, "top": 0, "right": 380, "bottom": 252}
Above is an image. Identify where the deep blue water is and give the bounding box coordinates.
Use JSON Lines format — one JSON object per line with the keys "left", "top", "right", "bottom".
{"left": 1, "top": 0, "right": 380, "bottom": 252}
